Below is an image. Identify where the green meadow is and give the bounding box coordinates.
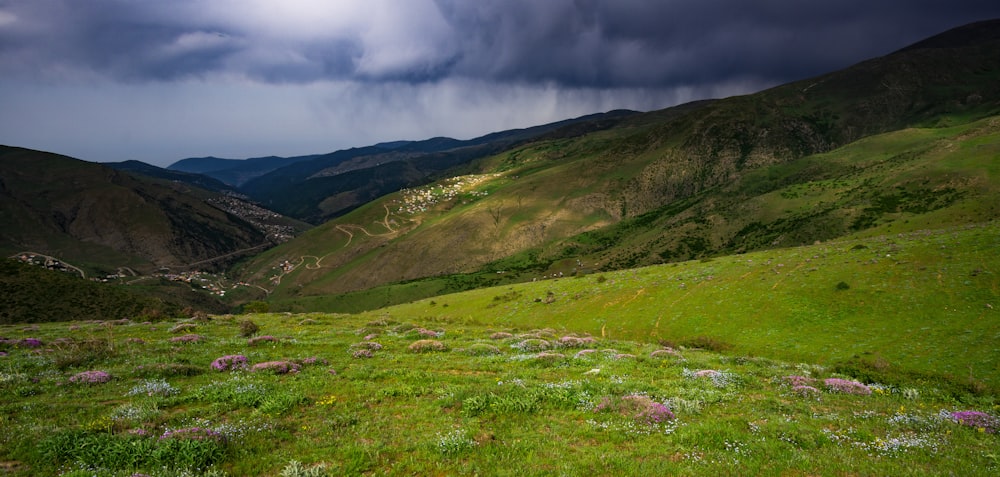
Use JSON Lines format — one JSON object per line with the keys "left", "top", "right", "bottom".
{"left": 1, "top": 223, "right": 997, "bottom": 476}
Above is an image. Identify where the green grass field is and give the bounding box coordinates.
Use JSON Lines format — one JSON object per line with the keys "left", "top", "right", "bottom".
{"left": 2, "top": 223, "right": 998, "bottom": 476}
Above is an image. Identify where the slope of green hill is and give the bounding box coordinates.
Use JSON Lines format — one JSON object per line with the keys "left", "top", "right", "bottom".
{"left": 0, "top": 146, "right": 269, "bottom": 276}
{"left": 234, "top": 20, "right": 1000, "bottom": 304}
{"left": 0, "top": 259, "right": 204, "bottom": 323}
{"left": 368, "top": 221, "right": 1000, "bottom": 392}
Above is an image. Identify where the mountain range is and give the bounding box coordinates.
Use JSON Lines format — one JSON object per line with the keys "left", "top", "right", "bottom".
{"left": 2, "top": 19, "right": 999, "bottom": 317}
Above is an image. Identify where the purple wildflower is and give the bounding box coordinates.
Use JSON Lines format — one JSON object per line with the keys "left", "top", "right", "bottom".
{"left": 352, "top": 349, "right": 374, "bottom": 359}
{"left": 350, "top": 341, "right": 383, "bottom": 351}
{"left": 824, "top": 378, "right": 872, "bottom": 395}
{"left": 18, "top": 338, "right": 43, "bottom": 348}
{"left": 598, "top": 394, "right": 675, "bottom": 425}
{"left": 250, "top": 360, "right": 300, "bottom": 374}
{"left": 650, "top": 348, "right": 684, "bottom": 360}
{"left": 69, "top": 370, "right": 111, "bottom": 384}
{"left": 633, "top": 400, "right": 675, "bottom": 424}
{"left": 694, "top": 369, "right": 720, "bottom": 378}
{"left": 0, "top": 351, "right": 7, "bottom": 357}
{"left": 169, "top": 334, "right": 203, "bottom": 343}
{"left": 211, "top": 355, "right": 249, "bottom": 372}
{"left": 574, "top": 349, "right": 597, "bottom": 358}
{"left": 298, "top": 356, "right": 328, "bottom": 366}
{"left": 792, "top": 385, "right": 821, "bottom": 398}
{"left": 557, "top": 336, "right": 596, "bottom": 348}
{"left": 415, "top": 328, "right": 441, "bottom": 338}
{"left": 951, "top": 411, "right": 999, "bottom": 433}
{"left": 248, "top": 335, "right": 278, "bottom": 346}
{"left": 782, "top": 375, "right": 815, "bottom": 387}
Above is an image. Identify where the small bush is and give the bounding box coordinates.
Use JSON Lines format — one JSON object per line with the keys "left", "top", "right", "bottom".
{"left": 248, "top": 335, "right": 279, "bottom": 346}
{"left": 835, "top": 281, "right": 851, "bottom": 291}
{"left": 251, "top": 361, "right": 301, "bottom": 374}
{"left": 350, "top": 341, "right": 383, "bottom": 351}
{"left": 512, "top": 339, "right": 550, "bottom": 352}
{"left": 792, "top": 385, "right": 821, "bottom": 398}
{"left": 168, "top": 323, "right": 197, "bottom": 334}
{"left": 408, "top": 340, "right": 448, "bottom": 353}
{"left": 650, "top": 348, "right": 684, "bottom": 360}
{"left": 211, "top": 355, "right": 249, "bottom": 372}
{"left": 239, "top": 319, "right": 260, "bottom": 338}
{"left": 594, "top": 394, "right": 675, "bottom": 425}
{"left": 824, "top": 378, "right": 872, "bottom": 395}
{"left": 556, "top": 336, "right": 596, "bottom": 348}
{"left": 169, "top": 334, "right": 204, "bottom": 344}
{"left": 69, "top": 370, "right": 111, "bottom": 384}
{"left": 466, "top": 343, "right": 501, "bottom": 356}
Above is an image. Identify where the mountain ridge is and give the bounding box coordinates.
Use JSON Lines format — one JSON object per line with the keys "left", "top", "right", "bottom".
{"left": 232, "top": 19, "right": 1000, "bottom": 308}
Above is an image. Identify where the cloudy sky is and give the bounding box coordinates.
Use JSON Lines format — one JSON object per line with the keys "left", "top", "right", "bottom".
{"left": 1, "top": 1, "right": 998, "bottom": 167}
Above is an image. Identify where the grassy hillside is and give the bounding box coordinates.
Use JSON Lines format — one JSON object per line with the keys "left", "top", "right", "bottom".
{"left": 278, "top": 221, "right": 1000, "bottom": 392}
{"left": 238, "top": 113, "right": 1000, "bottom": 305}
{"left": 0, "top": 299, "right": 996, "bottom": 475}
{"left": 0, "top": 146, "right": 269, "bottom": 276}
{"left": 234, "top": 21, "right": 1000, "bottom": 302}
{"left": 0, "top": 259, "right": 200, "bottom": 323}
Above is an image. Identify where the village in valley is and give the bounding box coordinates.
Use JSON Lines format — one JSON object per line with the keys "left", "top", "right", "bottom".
{"left": 10, "top": 252, "right": 260, "bottom": 298}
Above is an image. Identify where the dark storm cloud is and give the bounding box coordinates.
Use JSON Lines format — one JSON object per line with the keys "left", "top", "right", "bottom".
{"left": 2, "top": 0, "right": 998, "bottom": 87}
{"left": 435, "top": 0, "right": 1000, "bottom": 87}
{"left": 2, "top": 0, "right": 999, "bottom": 166}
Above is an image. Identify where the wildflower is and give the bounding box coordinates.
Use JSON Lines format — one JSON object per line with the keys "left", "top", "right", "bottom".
{"left": 489, "top": 332, "right": 513, "bottom": 340}
{"left": 352, "top": 349, "right": 374, "bottom": 359}
{"left": 950, "top": 411, "right": 999, "bottom": 434}
{"left": 792, "top": 385, "right": 821, "bottom": 398}
{"left": 557, "top": 336, "right": 596, "bottom": 348}
{"left": 17, "top": 338, "right": 43, "bottom": 348}
{"left": 169, "top": 334, "right": 203, "bottom": 343}
{"left": 415, "top": 328, "right": 442, "bottom": 338}
{"left": 649, "top": 348, "right": 684, "bottom": 360}
{"left": 248, "top": 335, "right": 279, "bottom": 346}
{"left": 782, "top": 375, "right": 815, "bottom": 387}
{"left": 298, "top": 356, "right": 328, "bottom": 366}
{"left": 127, "top": 378, "right": 179, "bottom": 397}
{"left": 574, "top": 349, "right": 597, "bottom": 358}
{"left": 824, "top": 378, "right": 872, "bottom": 395}
{"left": 350, "top": 341, "right": 383, "bottom": 351}
{"left": 511, "top": 339, "right": 550, "bottom": 352}
{"left": 409, "top": 340, "right": 448, "bottom": 353}
{"left": 159, "top": 427, "right": 225, "bottom": 442}
{"left": 69, "top": 370, "right": 111, "bottom": 384}
{"left": 211, "top": 354, "right": 249, "bottom": 372}
{"left": 250, "top": 361, "right": 300, "bottom": 374}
